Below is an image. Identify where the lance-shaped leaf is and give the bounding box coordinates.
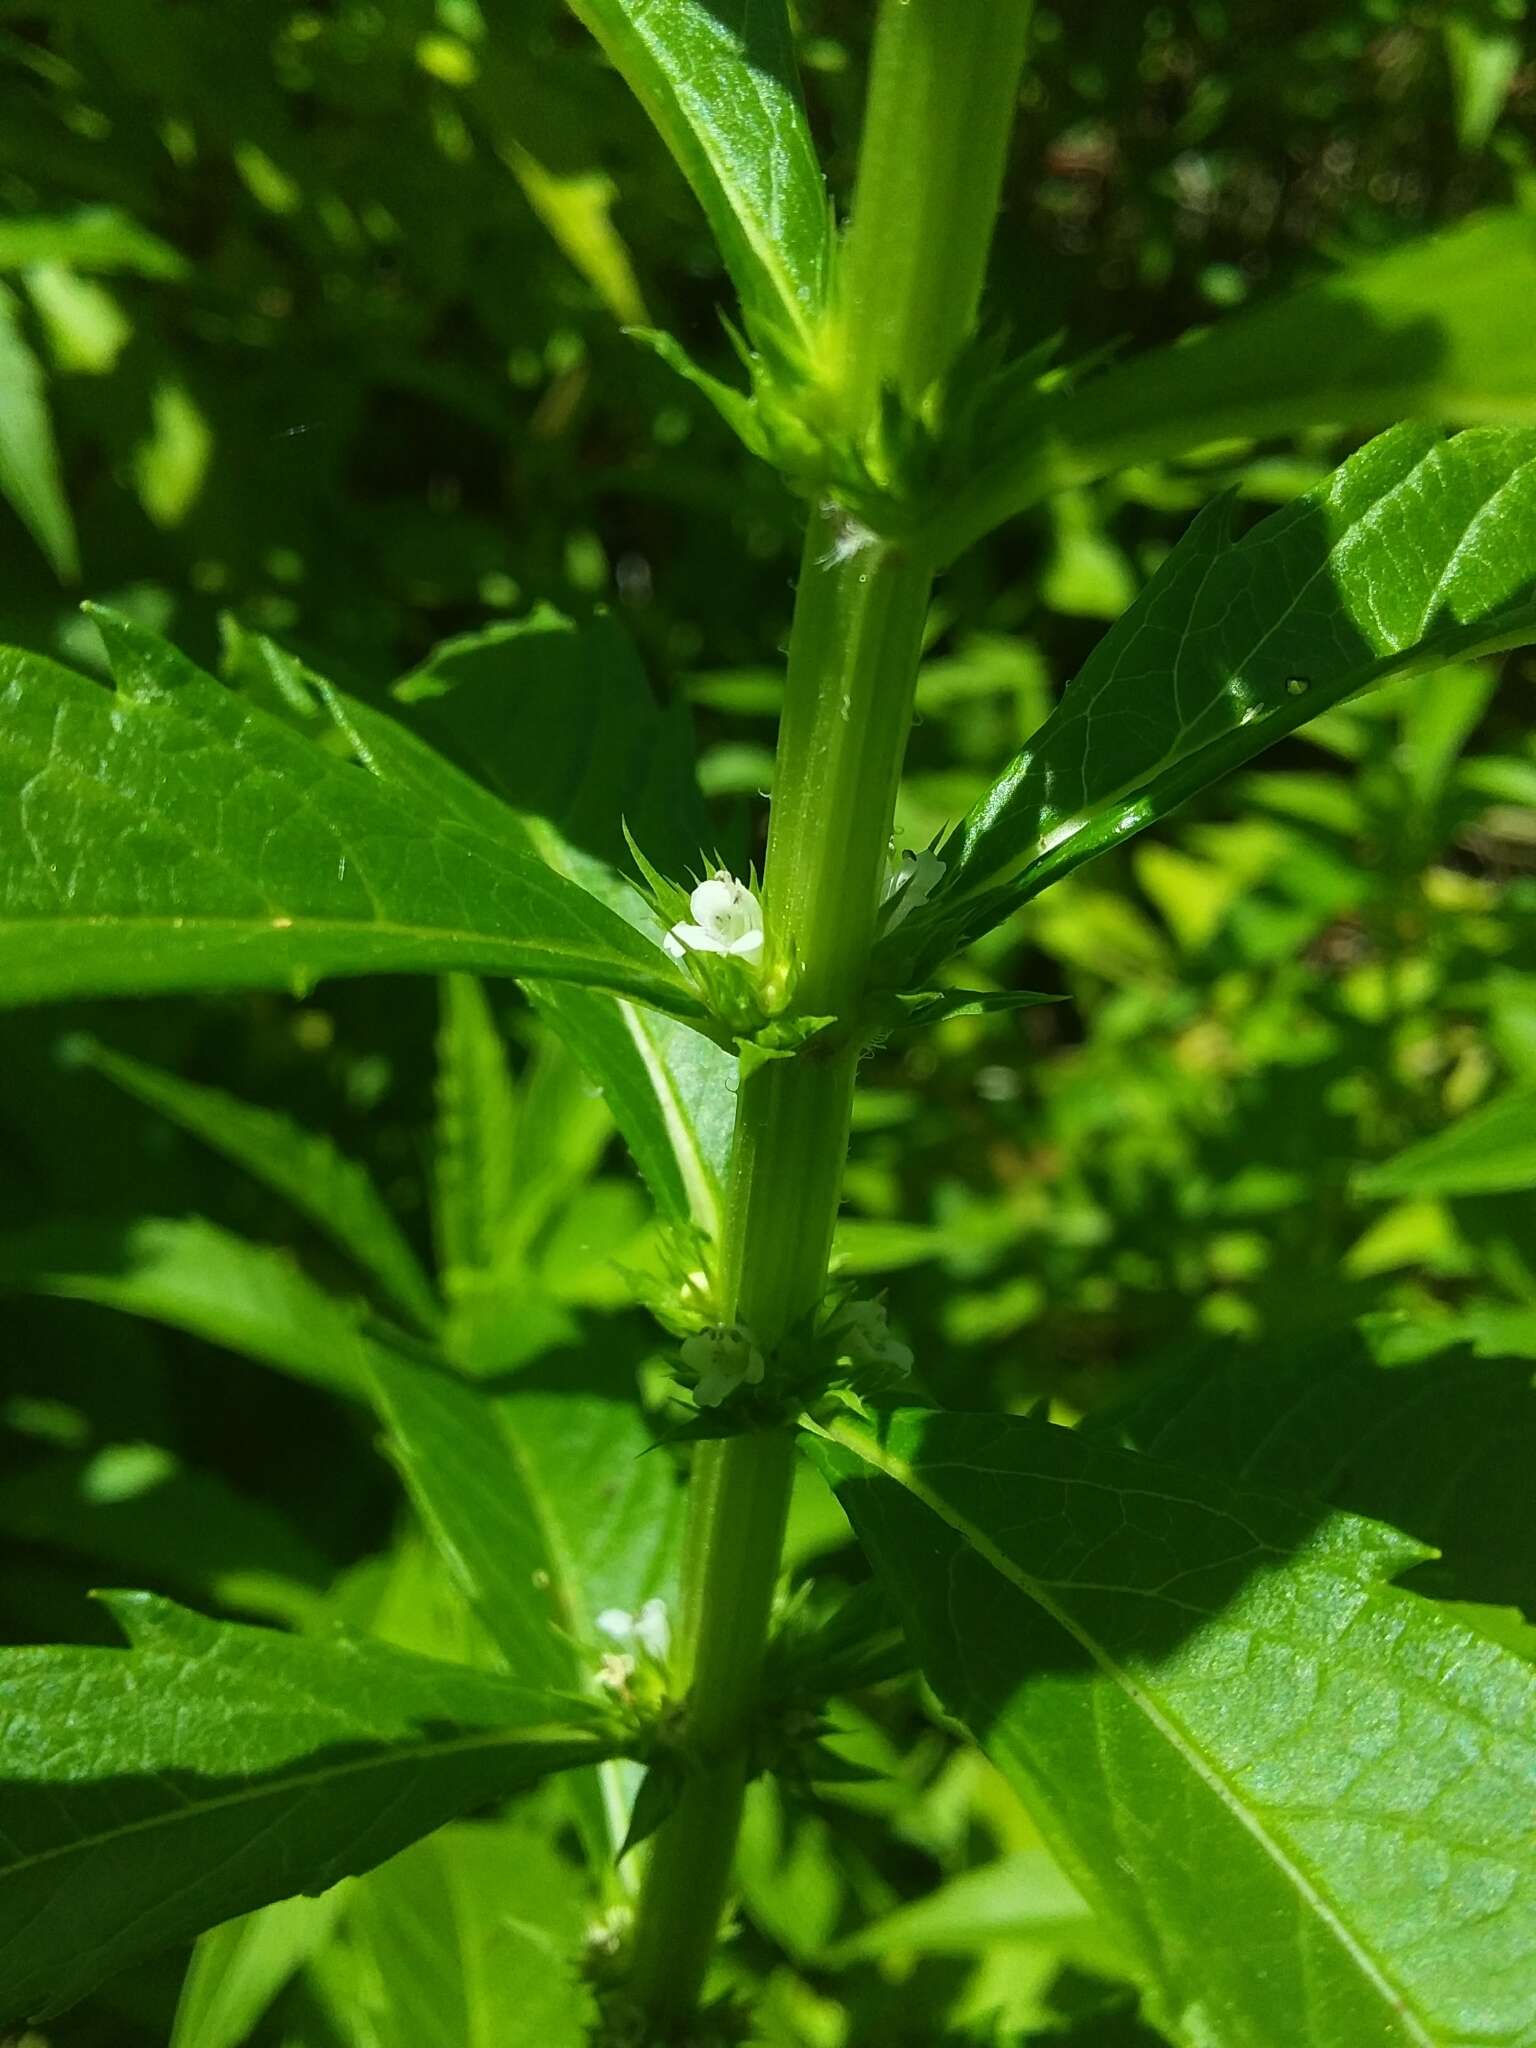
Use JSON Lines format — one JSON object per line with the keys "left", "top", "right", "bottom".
{"left": 812, "top": 1409, "right": 1536, "bottom": 2048}
{"left": 564, "top": 0, "right": 830, "bottom": 352}
{"left": 907, "top": 424, "right": 1536, "bottom": 960}
{"left": 0, "top": 1215, "right": 374, "bottom": 1400}
{"left": 0, "top": 1593, "right": 620, "bottom": 2024}
{"left": 343, "top": 1822, "right": 597, "bottom": 2047}
{"left": 0, "top": 205, "right": 187, "bottom": 278}
{"left": 0, "top": 281, "right": 76, "bottom": 579}
{"left": 0, "top": 1443, "right": 332, "bottom": 1628}
{"left": 171, "top": 1890, "right": 345, "bottom": 2048}
{"left": 0, "top": 613, "right": 702, "bottom": 1021}
{"left": 329, "top": 626, "right": 733, "bottom": 1228}
{"left": 68, "top": 1036, "right": 441, "bottom": 1333}
{"left": 364, "top": 1342, "right": 684, "bottom": 1866}
{"left": 934, "top": 210, "right": 1536, "bottom": 558}
{"left": 1355, "top": 1082, "right": 1536, "bottom": 1200}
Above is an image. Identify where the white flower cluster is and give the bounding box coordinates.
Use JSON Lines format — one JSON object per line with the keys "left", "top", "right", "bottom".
{"left": 594, "top": 1597, "right": 671, "bottom": 1694}
{"left": 679, "top": 1323, "right": 765, "bottom": 1407}
{"left": 882, "top": 846, "right": 946, "bottom": 931}
{"left": 663, "top": 872, "right": 764, "bottom": 963}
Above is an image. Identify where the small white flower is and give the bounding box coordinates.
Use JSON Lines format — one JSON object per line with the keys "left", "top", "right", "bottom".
{"left": 632, "top": 1597, "right": 671, "bottom": 1662}
{"left": 596, "top": 1598, "right": 672, "bottom": 1666}
{"left": 832, "top": 1295, "right": 914, "bottom": 1375}
{"left": 663, "top": 872, "right": 765, "bottom": 962}
{"left": 882, "top": 847, "right": 946, "bottom": 931}
{"left": 680, "top": 1323, "right": 766, "bottom": 1407}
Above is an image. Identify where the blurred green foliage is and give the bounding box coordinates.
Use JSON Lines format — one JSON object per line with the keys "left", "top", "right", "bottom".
{"left": 1, "top": 2, "right": 1533, "bottom": 2042}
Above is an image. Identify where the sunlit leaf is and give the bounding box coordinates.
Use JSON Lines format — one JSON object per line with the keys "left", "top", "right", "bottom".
{"left": 0, "top": 615, "right": 703, "bottom": 1020}
{"left": 813, "top": 1408, "right": 1536, "bottom": 2048}
{"left": 171, "top": 1892, "right": 346, "bottom": 2048}
{"left": 563, "top": 0, "right": 831, "bottom": 352}
{"left": 910, "top": 425, "right": 1536, "bottom": 959}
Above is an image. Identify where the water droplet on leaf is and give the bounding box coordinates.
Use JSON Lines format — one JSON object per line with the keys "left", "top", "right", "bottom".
{"left": 1285, "top": 676, "right": 1310, "bottom": 698}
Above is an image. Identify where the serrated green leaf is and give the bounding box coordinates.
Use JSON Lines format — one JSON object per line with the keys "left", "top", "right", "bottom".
{"left": 0, "top": 282, "right": 77, "bottom": 579}
{"left": 344, "top": 1822, "right": 595, "bottom": 2048}
{"left": 938, "top": 212, "right": 1536, "bottom": 556}
{"left": 925, "top": 426, "right": 1536, "bottom": 945}
{"left": 1094, "top": 1321, "right": 1536, "bottom": 1614}
{"left": 1356, "top": 1083, "right": 1536, "bottom": 1198}
{"left": 0, "top": 1215, "right": 371, "bottom": 1398}
{"left": 563, "top": 0, "right": 830, "bottom": 353}
{"left": 0, "top": 616, "right": 703, "bottom": 1020}
{"left": 0, "top": 1594, "right": 619, "bottom": 2024}
{"left": 363, "top": 1341, "right": 684, "bottom": 1866}
{"left": 812, "top": 1408, "right": 1536, "bottom": 2048}
{"left": 69, "top": 1037, "right": 440, "bottom": 1333}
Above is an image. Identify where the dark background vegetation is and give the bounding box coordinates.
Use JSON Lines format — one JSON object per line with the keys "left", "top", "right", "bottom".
{"left": 1, "top": 2, "right": 1533, "bottom": 2041}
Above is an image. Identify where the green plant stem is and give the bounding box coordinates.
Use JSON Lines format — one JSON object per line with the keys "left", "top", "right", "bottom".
{"left": 625, "top": 3, "right": 1030, "bottom": 2029}
{"left": 835, "top": 0, "right": 1033, "bottom": 421}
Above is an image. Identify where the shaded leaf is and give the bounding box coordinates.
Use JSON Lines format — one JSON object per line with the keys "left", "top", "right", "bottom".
{"left": 68, "top": 1036, "right": 440, "bottom": 1333}
{"left": 0, "top": 1215, "right": 371, "bottom": 1399}
{"left": 171, "top": 1891, "right": 346, "bottom": 2048}
{"left": 392, "top": 607, "right": 710, "bottom": 879}
{"left": 0, "top": 1443, "right": 331, "bottom": 1627}
{"left": 327, "top": 631, "right": 735, "bottom": 1231}
{"left": 937, "top": 212, "right": 1536, "bottom": 556}
{"left": 0, "top": 1594, "right": 619, "bottom": 2023}
{"left": 344, "top": 1822, "right": 595, "bottom": 2048}
{"left": 431, "top": 974, "right": 520, "bottom": 1284}
{"left": 0, "top": 282, "right": 76, "bottom": 579}
{"left": 364, "top": 1342, "right": 684, "bottom": 1866}
{"left": 825, "top": 1848, "right": 1095, "bottom": 1965}
{"left": 1093, "top": 1319, "right": 1536, "bottom": 1614}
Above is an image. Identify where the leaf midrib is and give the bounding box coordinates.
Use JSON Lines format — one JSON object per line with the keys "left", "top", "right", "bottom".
{"left": 0, "top": 1720, "right": 607, "bottom": 1889}
{"left": 827, "top": 1419, "right": 1440, "bottom": 2048}
{"left": 0, "top": 912, "right": 693, "bottom": 1005}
